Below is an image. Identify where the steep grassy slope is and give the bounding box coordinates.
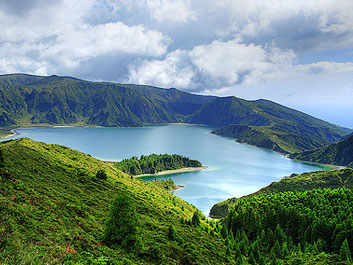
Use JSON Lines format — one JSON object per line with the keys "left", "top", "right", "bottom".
{"left": 0, "top": 74, "right": 215, "bottom": 127}
{"left": 121, "top": 85, "right": 216, "bottom": 116}
{"left": 211, "top": 124, "right": 327, "bottom": 153}
{"left": 248, "top": 168, "right": 353, "bottom": 196}
{"left": 210, "top": 168, "right": 353, "bottom": 218}
{"left": 290, "top": 134, "right": 353, "bottom": 167}
{"left": 186, "top": 97, "right": 271, "bottom": 127}
{"left": 0, "top": 138, "right": 228, "bottom": 264}
{"left": 205, "top": 97, "right": 350, "bottom": 153}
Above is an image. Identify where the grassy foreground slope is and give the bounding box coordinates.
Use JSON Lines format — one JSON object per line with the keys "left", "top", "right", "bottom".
{"left": 290, "top": 134, "right": 353, "bottom": 167}
{"left": 0, "top": 138, "right": 228, "bottom": 264}
{"left": 210, "top": 168, "right": 353, "bottom": 218}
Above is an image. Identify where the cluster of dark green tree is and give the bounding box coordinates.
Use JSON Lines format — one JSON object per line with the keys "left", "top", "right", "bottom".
{"left": 115, "top": 154, "right": 202, "bottom": 175}
{"left": 221, "top": 188, "right": 353, "bottom": 264}
{"left": 103, "top": 192, "right": 143, "bottom": 253}
{"left": 103, "top": 192, "right": 230, "bottom": 264}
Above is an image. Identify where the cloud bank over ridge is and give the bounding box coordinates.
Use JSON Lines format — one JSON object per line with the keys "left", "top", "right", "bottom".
{"left": 0, "top": 0, "right": 353, "bottom": 122}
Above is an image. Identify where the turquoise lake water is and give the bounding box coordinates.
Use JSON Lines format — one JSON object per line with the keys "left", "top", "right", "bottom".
{"left": 3, "top": 125, "right": 323, "bottom": 215}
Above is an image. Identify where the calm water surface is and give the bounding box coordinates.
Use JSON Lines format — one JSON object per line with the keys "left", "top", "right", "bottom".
{"left": 4, "top": 125, "right": 323, "bottom": 215}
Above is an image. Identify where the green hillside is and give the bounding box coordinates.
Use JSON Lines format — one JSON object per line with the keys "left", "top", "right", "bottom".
{"left": 0, "top": 138, "right": 229, "bottom": 264}
{"left": 2, "top": 138, "right": 353, "bottom": 264}
{"left": 0, "top": 74, "right": 214, "bottom": 128}
{"left": 210, "top": 168, "right": 353, "bottom": 218}
{"left": 205, "top": 97, "right": 350, "bottom": 154}
{"left": 151, "top": 179, "right": 179, "bottom": 192}
{"left": 290, "top": 134, "right": 353, "bottom": 167}
{"left": 211, "top": 124, "right": 330, "bottom": 154}
{"left": 186, "top": 96, "right": 270, "bottom": 127}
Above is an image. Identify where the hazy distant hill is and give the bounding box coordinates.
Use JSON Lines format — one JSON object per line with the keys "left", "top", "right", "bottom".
{"left": 290, "top": 133, "right": 353, "bottom": 167}
{"left": 0, "top": 73, "right": 351, "bottom": 153}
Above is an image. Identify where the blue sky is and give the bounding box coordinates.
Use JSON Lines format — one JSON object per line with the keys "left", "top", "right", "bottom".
{"left": 0, "top": 0, "right": 352, "bottom": 127}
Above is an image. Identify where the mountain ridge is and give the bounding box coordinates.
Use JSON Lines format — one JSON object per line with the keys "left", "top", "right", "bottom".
{"left": 0, "top": 73, "right": 351, "bottom": 154}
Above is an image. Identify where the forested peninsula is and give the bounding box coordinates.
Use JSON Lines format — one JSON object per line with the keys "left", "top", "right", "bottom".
{"left": 114, "top": 154, "right": 202, "bottom": 176}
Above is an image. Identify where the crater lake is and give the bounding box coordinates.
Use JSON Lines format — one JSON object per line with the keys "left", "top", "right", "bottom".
{"left": 3, "top": 124, "right": 324, "bottom": 215}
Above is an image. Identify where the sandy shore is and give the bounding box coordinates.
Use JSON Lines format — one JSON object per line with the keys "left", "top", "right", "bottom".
{"left": 135, "top": 166, "right": 208, "bottom": 178}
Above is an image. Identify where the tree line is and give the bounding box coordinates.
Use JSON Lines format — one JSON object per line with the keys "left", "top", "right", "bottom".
{"left": 221, "top": 188, "right": 353, "bottom": 264}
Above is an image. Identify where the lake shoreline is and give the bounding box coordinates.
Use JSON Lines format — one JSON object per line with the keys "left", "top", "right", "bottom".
{"left": 168, "top": 184, "right": 184, "bottom": 193}
{"left": 135, "top": 166, "right": 208, "bottom": 178}
{"left": 290, "top": 158, "right": 345, "bottom": 170}
{"left": 1, "top": 124, "right": 330, "bottom": 217}
{"left": 0, "top": 122, "right": 208, "bottom": 139}
{"left": 0, "top": 129, "right": 18, "bottom": 139}
{"left": 3, "top": 125, "right": 342, "bottom": 172}
{"left": 3, "top": 125, "right": 343, "bottom": 172}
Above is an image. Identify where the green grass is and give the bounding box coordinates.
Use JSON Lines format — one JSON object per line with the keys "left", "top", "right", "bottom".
{"left": 1, "top": 137, "right": 353, "bottom": 264}
{"left": 212, "top": 122, "right": 349, "bottom": 154}
{"left": 151, "top": 179, "right": 178, "bottom": 192}
{"left": 291, "top": 134, "right": 353, "bottom": 167}
{"left": 0, "top": 138, "right": 228, "bottom": 264}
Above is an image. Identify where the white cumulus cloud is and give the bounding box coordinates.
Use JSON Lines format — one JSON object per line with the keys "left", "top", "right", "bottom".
{"left": 41, "top": 22, "right": 169, "bottom": 69}
{"left": 0, "top": 0, "right": 169, "bottom": 74}
{"left": 190, "top": 39, "right": 285, "bottom": 85}
{"left": 144, "top": 0, "right": 196, "bottom": 23}
{"left": 128, "top": 39, "right": 298, "bottom": 90}
{"left": 128, "top": 50, "right": 195, "bottom": 88}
